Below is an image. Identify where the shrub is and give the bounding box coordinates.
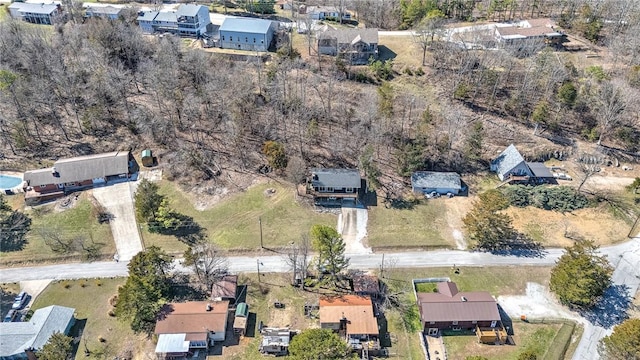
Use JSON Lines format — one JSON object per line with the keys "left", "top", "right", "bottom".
{"left": 95, "top": 280, "right": 102, "bottom": 287}
{"left": 403, "top": 67, "right": 413, "bottom": 75}
{"left": 502, "top": 185, "right": 589, "bottom": 212}
{"left": 453, "top": 83, "right": 470, "bottom": 100}
{"left": 62, "top": 281, "right": 71, "bottom": 289}
{"left": 415, "top": 67, "right": 425, "bottom": 76}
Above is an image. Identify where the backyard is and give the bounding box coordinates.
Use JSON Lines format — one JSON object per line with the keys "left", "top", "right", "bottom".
{"left": 142, "top": 180, "right": 336, "bottom": 253}
{"left": 0, "top": 194, "right": 114, "bottom": 266}
{"left": 31, "top": 278, "right": 152, "bottom": 360}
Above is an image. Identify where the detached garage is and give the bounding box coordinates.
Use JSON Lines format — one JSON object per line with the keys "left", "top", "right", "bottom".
{"left": 219, "top": 17, "right": 276, "bottom": 52}
{"left": 411, "top": 171, "right": 462, "bottom": 196}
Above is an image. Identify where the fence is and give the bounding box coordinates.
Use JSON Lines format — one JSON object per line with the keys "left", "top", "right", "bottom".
{"left": 520, "top": 318, "right": 578, "bottom": 360}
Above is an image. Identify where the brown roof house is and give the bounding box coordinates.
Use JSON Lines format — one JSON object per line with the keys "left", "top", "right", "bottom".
{"left": 154, "top": 301, "right": 230, "bottom": 359}
{"left": 211, "top": 275, "right": 238, "bottom": 304}
{"left": 317, "top": 27, "right": 378, "bottom": 65}
{"left": 319, "top": 295, "right": 380, "bottom": 354}
{"left": 416, "top": 282, "right": 507, "bottom": 343}
{"left": 351, "top": 274, "right": 381, "bottom": 299}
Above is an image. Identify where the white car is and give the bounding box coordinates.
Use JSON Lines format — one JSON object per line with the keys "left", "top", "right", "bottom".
{"left": 553, "top": 173, "right": 572, "bottom": 181}
{"left": 11, "top": 291, "right": 28, "bottom": 310}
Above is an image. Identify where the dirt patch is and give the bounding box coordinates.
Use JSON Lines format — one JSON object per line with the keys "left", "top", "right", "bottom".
{"left": 582, "top": 176, "right": 636, "bottom": 192}
{"left": 498, "top": 282, "right": 583, "bottom": 323}
{"left": 180, "top": 172, "right": 266, "bottom": 211}
{"left": 442, "top": 196, "right": 474, "bottom": 250}
{"left": 505, "top": 205, "right": 630, "bottom": 247}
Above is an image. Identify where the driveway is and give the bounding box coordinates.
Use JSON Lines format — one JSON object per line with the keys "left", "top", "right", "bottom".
{"left": 337, "top": 206, "right": 371, "bottom": 255}
{"left": 92, "top": 182, "right": 143, "bottom": 261}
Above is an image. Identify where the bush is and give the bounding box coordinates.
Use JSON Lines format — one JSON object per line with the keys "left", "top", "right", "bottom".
{"left": 403, "top": 67, "right": 413, "bottom": 75}
{"left": 502, "top": 185, "right": 589, "bottom": 212}
{"left": 415, "top": 67, "right": 425, "bottom": 76}
{"left": 62, "top": 281, "right": 71, "bottom": 289}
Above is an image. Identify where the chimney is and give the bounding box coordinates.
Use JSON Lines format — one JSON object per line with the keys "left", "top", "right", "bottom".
{"left": 52, "top": 167, "right": 59, "bottom": 177}
{"left": 206, "top": 303, "right": 212, "bottom": 311}
{"left": 461, "top": 296, "right": 467, "bottom": 302}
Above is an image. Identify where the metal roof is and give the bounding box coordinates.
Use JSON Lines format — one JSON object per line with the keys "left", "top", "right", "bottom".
{"left": 417, "top": 282, "right": 500, "bottom": 323}
{"left": 526, "top": 162, "right": 553, "bottom": 178}
{"left": 85, "top": 5, "right": 123, "bottom": 15}
{"left": 9, "top": 2, "right": 58, "bottom": 14}
{"left": 261, "top": 328, "right": 291, "bottom": 347}
{"left": 154, "top": 11, "right": 177, "bottom": 23}
{"left": 411, "top": 171, "right": 462, "bottom": 190}
{"left": 310, "top": 168, "right": 361, "bottom": 189}
{"left": 220, "top": 17, "right": 274, "bottom": 34}
{"left": 137, "top": 11, "right": 158, "bottom": 21}
{"left": 0, "top": 305, "right": 75, "bottom": 358}
{"left": 155, "top": 333, "right": 189, "bottom": 354}
{"left": 23, "top": 151, "right": 129, "bottom": 187}
{"left": 235, "top": 302, "right": 249, "bottom": 317}
{"left": 176, "top": 4, "right": 204, "bottom": 17}
{"left": 491, "top": 144, "right": 526, "bottom": 178}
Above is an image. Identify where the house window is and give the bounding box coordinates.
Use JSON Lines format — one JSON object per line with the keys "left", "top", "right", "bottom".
{"left": 245, "top": 37, "right": 248, "bottom": 42}
{"left": 222, "top": 35, "right": 225, "bottom": 41}
{"left": 318, "top": 187, "right": 326, "bottom": 192}
{"left": 346, "top": 187, "right": 353, "bottom": 193}
{"left": 472, "top": 320, "right": 477, "bottom": 324}
{"left": 253, "top": 37, "right": 256, "bottom": 43}
{"left": 39, "top": 185, "right": 47, "bottom": 189}
{"left": 230, "top": 36, "right": 233, "bottom": 41}
{"left": 429, "top": 321, "right": 435, "bottom": 325}
{"left": 261, "top": 40, "right": 264, "bottom": 43}
{"left": 452, "top": 321, "right": 458, "bottom": 325}
{"left": 327, "top": 187, "right": 334, "bottom": 192}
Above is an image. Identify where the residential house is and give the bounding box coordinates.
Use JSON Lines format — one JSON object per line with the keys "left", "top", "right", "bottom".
{"left": 136, "top": 4, "right": 210, "bottom": 37}
{"left": 84, "top": 5, "right": 124, "bottom": 20}
{"left": 490, "top": 144, "right": 554, "bottom": 184}
{"left": 22, "top": 151, "right": 132, "bottom": 205}
{"left": 319, "top": 295, "right": 380, "bottom": 354}
{"left": 307, "top": 168, "right": 361, "bottom": 206}
{"left": 306, "top": 6, "right": 351, "bottom": 21}
{"left": 0, "top": 305, "right": 75, "bottom": 360}
{"left": 154, "top": 301, "right": 230, "bottom": 359}
{"left": 8, "top": 2, "right": 61, "bottom": 25}
{"left": 211, "top": 275, "right": 238, "bottom": 305}
{"left": 317, "top": 28, "right": 378, "bottom": 65}
{"left": 494, "top": 19, "right": 565, "bottom": 47}
{"left": 259, "top": 328, "right": 292, "bottom": 356}
{"left": 411, "top": 171, "right": 462, "bottom": 196}
{"left": 416, "top": 281, "right": 507, "bottom": 343}
{"left": 351, "top": 274, "right": 381, "bottom": 299}
{"left": 219, "top": 17, "right": 276, "bottom": 52}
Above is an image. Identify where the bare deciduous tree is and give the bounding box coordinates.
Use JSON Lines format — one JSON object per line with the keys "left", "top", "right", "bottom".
{"left": 183, "top": 243, "right": 229, "bottom": 292}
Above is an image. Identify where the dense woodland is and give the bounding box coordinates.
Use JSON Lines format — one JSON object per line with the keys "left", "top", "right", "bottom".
{"left": 0, "top": 0, "right": 639, "bottom": 194}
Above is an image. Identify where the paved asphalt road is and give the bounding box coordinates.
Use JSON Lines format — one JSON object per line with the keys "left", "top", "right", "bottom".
{"left": 1, "top": 237, "right": 637, "bottom": 360}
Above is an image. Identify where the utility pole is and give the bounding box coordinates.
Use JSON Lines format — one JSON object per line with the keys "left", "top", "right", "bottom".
{"left": 257, "top": 258, "right": 261, "bottom": 283}
{"left": 259, "top": 216, "right": 264, "bottom": 248}
{"left": 380, "top": 253, "right": 385, "bottom": 279}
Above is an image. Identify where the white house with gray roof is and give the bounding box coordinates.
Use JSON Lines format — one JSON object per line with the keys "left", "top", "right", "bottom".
{"left": 490, "top": 144, "right": 554, "bottom": 183}
{"left": 8, "top": 2, "right": 61, "bottom": 25}
{"left": 84, "top": 5, "right": 125, "bottom": 20}
{"left": 0, "top": 305, "right": 75, "bottom": 360}
{"left": 307, "top": 168, "right": 361, "bottom": 206}
{"left": 136, "top": 4, "right": 210, "bottom": 37}
{"left": 317, "top": 27, "right": 378, "bottom": 64}
{"left": 411, "top": 171, "right": 462, "bottom": 196}
{"left": 219, "top": 17, "right": 276, "bottom": 52}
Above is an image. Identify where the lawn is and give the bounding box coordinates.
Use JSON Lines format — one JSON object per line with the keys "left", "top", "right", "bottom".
{"left": 378, "top": 35, "right": 422, "bottom": 69}
{"left": 367, "top": 200, "right": 454, "bottom": 250}
{"left": 443, "top": 321, "right": 564, "bottom": 360}
{"left": 143, "top": 180, "right": 336, "bottom": 253}
{"left": 31, "top": 278, "right": 152, "bottom": 360}
{"left": 0, "top": 194, "right": 114, "bottom": 266}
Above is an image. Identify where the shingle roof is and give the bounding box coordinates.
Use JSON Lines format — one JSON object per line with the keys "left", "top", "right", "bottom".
{"left": 137, "top": 11, "right": 158, "bottom": 21}
{"left": 155, "top": 301, "right": 229, "bottom": 336}
{"left": 86, "top": 5, "right": 123, "bottom": 15}
{"left": 319, "top": 295, "right": 378, "bottom": 335}
{"left": 411, "top": 172, "right": 462, "bottom": 190}
{"left": 310, "top": 168, "right": 361, "bottom": 189}
{"left": 211, "top": 275, "right": 238, "bottom": 300}
{"left": 0, "top": 305, "right": 75, "bottom": 358}
{"left": 154, "top": 11, "right": 177, "bottom": 23}
{"left": 352, "top": 275, "right": 380, "bottom": 294}
{"left": 417, "top": 282, "right": 500, "bottom": 323}
{"left": 526, "top": 162, "right": 553, "bottom": 178}
{"left": 23, "top": 151, "right": 129, "bottom": 187}
{"left": 491, "top": 144, "right": 525, "bottom": 178}
{"left": 176, "top": 4, "right": 204, "bottom": 17}
{"left": 318, "top": 28, "right": 378, "bottom": 45}
{"left": 220, "top": 17, "right": 274, "bottom": 34}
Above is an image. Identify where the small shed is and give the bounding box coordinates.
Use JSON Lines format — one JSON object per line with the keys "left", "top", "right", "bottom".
{"left": 141, "top": 149, "right": 154, "bottom": 167}
{"left": 233, "top": 302, "right": 249, "bottom": 335}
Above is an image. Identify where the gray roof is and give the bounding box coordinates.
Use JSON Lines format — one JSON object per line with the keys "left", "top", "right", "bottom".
{"left": 310, "top": 168, "right": 361, "bottom": 188}
{"left": 24, "top": 151, "right": 129, "bottom": 187}
{"left": 318, "top": 28, "right": 378, "bottom": 45}
{"left": 411, "top": 171, "right": 461, "bottom": 190}
{"left": 526, "top": 162, "right": 553, "bottom": 178}
{"left": 0, "top": 305, "right": 75, "bottom": 357}
{"left": 154, "top": 11, "right": 178, "bottom": 23}
{"left": 176, "top": 4, "right": 204, "bottom": 17}
{"left": 491, "top": 144, "right": 525, "bottom": 177}
{"left": 9, "top": 2, "right": 59, "bottom": 14}
{"left": 220, "top": 17, "right": 274, "bottom": 34}
{"left": 155, "top": 333, "right": 189, "bottom": 354}
{"left": 261, "top": 328, "right": 291, "bottom": 347}
{"left": 86, "top": 5, "right": 123, "bottom": 15}
{"left": 137, "top": 11, "right": 158, "bottom": 21}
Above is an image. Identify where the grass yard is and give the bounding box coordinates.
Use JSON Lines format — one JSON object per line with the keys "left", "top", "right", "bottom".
{"left": 31, "top": 278, "right": 152, "bottom": 360}
{"left": 378, "top": 35, "right": 422, "bottom": 69}
{"left": 443, "top": 321, "right": 564, "bottom": 360}
{"left": 143, "top": 180, "right": 336, "bottom": 253}
{"left": 0, "top": 194, "right": 114, "bottom": 266}
{"left": 367, "top": 200, "right": 454, "bottom": 250}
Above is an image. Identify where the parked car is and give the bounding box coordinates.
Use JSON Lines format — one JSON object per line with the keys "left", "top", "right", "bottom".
{"left": 11, "top": 291, "right": 28, "bottom": 310}
{"left": 3, "top": 309, "right": 16, "bottom": 322}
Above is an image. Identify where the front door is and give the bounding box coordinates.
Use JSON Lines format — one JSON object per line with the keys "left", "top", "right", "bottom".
{"left": 491, "top": 320, "right": 497, "bottom": 328}
{"left": 428, "top": 328, "right": 438, "bottom": 336}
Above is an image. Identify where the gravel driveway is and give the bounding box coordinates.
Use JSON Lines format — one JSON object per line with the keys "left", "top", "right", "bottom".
{"left": 92, "top": 182, "right": 143, "bottom": 261}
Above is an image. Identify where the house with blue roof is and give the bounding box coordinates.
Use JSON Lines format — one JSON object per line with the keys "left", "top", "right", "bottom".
{"left": 219, "top": 17, "right": 276, "bottom": 52}
{"left": 0, "top": 305, "right": 75, "bottom": 360}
